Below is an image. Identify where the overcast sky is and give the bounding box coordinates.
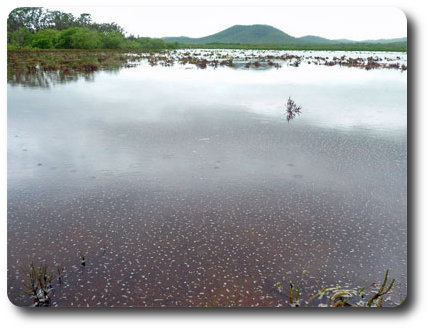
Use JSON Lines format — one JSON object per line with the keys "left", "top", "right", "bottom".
{"left": 41, "top": 7, "right": 407, "bottom": 40}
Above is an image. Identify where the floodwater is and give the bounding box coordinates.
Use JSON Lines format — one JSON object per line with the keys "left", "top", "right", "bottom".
{"left": 7, "top": 50, "right": 407, "bottom": 307}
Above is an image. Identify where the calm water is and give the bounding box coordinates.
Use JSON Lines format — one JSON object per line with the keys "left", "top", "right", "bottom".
{"left": 7, "top": 50, "right": 407, "bottom": 307}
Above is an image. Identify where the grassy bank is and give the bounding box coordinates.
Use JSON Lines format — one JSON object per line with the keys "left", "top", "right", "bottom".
{"left": 8, "top": 41, "right": 406, "bottom": 53}
{"left": 179, "top": 42, "right": 407, "bottom": 52}
{"left": 7, "top": 49, "right": 146, "bottom": 75}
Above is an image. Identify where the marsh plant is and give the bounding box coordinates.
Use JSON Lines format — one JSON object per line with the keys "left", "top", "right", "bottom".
{"left": 79, "top": 252, "right": 86, "bottom": 267}
{"left": 276, "top": 269, "right": 397, "bottom": 307}
{"left": 285, "top": 97, "right": 302, "bottom": 122}
{"left": 56, "top": 264, "right": 64, "bottom": 284}
{"left": 366, "top": 269, "right": 396, "bottom": 307}
{"left": 21, "top": 263, "right": 54, "bottom": 307}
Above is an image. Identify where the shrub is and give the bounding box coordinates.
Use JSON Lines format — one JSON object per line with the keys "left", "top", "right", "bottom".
{"left": 31, "top": 29, "right": 59, "bottom": 49}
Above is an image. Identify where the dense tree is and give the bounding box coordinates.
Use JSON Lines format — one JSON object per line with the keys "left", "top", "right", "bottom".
{"left": 76, "top": 13, "right": 92, "bottom": 27}
{"left": 54, "top": 28, "right": 80, "bottom": 49}
{"left": 100, "top": 32, "right": 125, "bottom": 49}
{"left": 42, "top": 10, "right": 77, "bottom": 30}
{"left": 8, "top": 26, "right": 33, "bottom": 47}
{"left": 31, "top": 29, "right": 59, "bottom": 49}
{"left": 7, "top": 7, "right": 177, "bottom": 50}
{"left": 7, "top": 8, "right": 118, "bottom": 33}
{"left": 92, "top": 22, "right": 124, "bottom": 34}
{"left": 8, "top": 7, "right": 45, "bottom": 33}
{"left": 69, "top": 28, "right": 102, "bottom": 49}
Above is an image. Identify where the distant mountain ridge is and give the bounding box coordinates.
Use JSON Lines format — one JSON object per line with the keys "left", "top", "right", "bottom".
{"left": 163, "top": 24, "right": 406, "bottom": 45}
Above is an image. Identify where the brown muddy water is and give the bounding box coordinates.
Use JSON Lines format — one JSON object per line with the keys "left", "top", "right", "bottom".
{"left": 7, "top": 50, "right": 407, "bottom": 307}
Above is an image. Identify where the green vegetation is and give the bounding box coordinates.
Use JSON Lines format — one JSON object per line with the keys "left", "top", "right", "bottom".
{"left": 288, "top": 280, "right": 301, "bottom": 307}
{"left": 7, "top": 49, "right": 145, "bottom": 74}
{"left": 7, "top": 7, "right": 177, "bottom": 50}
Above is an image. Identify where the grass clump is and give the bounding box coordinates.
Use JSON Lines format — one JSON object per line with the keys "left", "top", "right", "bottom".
{"left": 21, "top": 262, "right": 54, "bottom": 307}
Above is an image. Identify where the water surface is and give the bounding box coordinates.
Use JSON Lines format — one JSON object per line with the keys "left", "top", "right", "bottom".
{"left": 7, "top": 50, "right": 407, "bottom": 307}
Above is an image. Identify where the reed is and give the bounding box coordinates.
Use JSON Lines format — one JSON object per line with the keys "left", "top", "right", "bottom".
{"left": 21, "top": 262, "right": 54, "bottom": 307}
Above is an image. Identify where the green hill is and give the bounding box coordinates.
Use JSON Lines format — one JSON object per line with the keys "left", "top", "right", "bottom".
{"left": 296, "top": 35, "right": 334, "bottom": 44}
{"left": 362, "top": 37, "right": 407, "bottom": 44}
{"left": 163, "top": 24, "right": 296, "bottom": 44}
{"left": 162, "top": 24, "right": 406, "bottom": 50}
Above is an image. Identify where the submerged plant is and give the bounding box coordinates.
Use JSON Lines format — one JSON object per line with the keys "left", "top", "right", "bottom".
{"left": 21, "top": 262, "right": 54, "bottom": 307}
{"left": 285, "top": 97, "right": 302, "bottom": 122}
{"left": 303, "top": 284, "right": 361, "bottom": 307}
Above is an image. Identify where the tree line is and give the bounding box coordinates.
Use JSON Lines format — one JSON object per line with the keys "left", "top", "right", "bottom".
{"left": 7, "top": 7, "right": 178, "bottom": 50}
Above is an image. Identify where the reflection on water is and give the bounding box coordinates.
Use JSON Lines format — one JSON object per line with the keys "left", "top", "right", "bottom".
{"left": 7, "top": 66, "right": 125, "bottom": 89}
{"left": 7, "top": 50, "right": 407, "bottom": 307}
{"left": 7, "top": 69, "right": 95, "bottom": 89}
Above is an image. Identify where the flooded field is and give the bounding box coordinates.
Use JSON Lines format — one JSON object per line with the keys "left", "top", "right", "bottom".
{"left": 7, "top": 50, "right": 407, "bottom": 307}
